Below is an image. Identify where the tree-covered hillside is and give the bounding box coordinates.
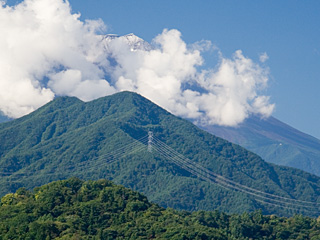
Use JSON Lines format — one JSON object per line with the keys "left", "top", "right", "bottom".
{"left": 1, "top": 178, "right": 320, "bottom": 240}
{"left": 0, "top": 91, "right": 320, "bottom": 217}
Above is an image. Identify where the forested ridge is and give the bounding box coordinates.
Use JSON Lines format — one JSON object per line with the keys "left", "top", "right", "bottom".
{"left": 1, "top": 178, "right": 320, "bottom": 240}
{"left": 0, "top": 91, "right": 320, "bottom": 217}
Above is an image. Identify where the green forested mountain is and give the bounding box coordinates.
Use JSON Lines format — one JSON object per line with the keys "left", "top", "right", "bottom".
{"left": 1, "top": 178, "right": 320, "bottom": 240}
{"left": 0, "top": 91, "right": 320, "bottom": 217}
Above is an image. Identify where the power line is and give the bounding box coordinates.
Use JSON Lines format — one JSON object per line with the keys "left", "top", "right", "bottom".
{"left": 2, "top": 132, "right": 320, "bottom": 215}
{"left": 1, "top": 135, "right": 149, "bottom": 179}
{"left": 150, "top": 135, "right": 320, "bottom": 213}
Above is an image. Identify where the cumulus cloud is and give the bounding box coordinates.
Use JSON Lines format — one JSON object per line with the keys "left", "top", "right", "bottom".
{"left": 0, "top": 0, "right": 114, "bottom": 117}
{"left": 0, "top": 0, "right": 274, "bottom": 126}
{"left": 107, "top": 31, "right": 274, "bottom": 126}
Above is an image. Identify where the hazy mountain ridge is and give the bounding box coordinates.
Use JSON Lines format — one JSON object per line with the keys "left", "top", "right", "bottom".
{"left": 0, "top": 91, "right": 320, "bottom": 217}
{"left": 202, "top": 116, "right": 320, "bottom": 176}
{"left": 0, "top": 113, "right": 10, "bottom": 123}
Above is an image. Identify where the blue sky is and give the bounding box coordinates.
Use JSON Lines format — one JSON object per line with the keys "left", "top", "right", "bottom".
{"left": 4, "top": 0, "right": 320, "bottom": 138}
{"left": 67, "top": 0, "right": 320, "bottom": 138}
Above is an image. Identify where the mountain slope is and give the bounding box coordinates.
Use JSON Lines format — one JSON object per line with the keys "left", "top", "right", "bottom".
{"left": 100, "top": 33, "right": 320, "bottom": 177}
{"left": 0, "top": 113, "right": 10, "bottom": 123}
{"left": 0, "top": 91, "right": 320, "bottom": 217}
{"left": 201, "top": 116, "right": 320, "bottom": 176}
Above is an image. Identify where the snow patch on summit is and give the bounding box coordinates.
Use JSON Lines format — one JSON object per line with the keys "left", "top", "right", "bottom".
{"left": 103, "top": 33, "right": 153, "bottom": 52}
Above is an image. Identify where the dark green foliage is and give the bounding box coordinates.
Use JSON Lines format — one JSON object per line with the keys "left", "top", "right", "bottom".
{"left": 1, "top": 178, "right": 320, "bottom": 240}
{"left": 0, "top": 92, "right": 320, "bottom": 217}
{"left": 0, "top": 178, "right": 226, "bottom": 239}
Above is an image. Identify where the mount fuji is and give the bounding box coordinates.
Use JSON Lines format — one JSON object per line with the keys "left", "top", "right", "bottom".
{"left": 200, "top": 116, "right": 320, "bottom": 176}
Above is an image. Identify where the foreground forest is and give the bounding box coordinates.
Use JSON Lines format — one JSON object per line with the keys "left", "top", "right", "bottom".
{"left": 1, "top": 178, "right": 320, "bottom": 240}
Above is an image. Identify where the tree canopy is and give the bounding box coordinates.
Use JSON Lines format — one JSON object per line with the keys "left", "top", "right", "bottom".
{"left": 1, "top": 178, "right": 320, "bottom": 240}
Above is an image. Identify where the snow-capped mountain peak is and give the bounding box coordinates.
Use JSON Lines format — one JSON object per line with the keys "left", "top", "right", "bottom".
{"left": 103, "top": 33, "right": 152, "bottom": 52}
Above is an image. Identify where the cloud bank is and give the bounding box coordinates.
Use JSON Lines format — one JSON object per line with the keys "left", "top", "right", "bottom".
{"left": 0, "top": 0, "right": 274, "bottom": 126}
{"left": 0, "top": 0, "right": 114, "bottom": 117}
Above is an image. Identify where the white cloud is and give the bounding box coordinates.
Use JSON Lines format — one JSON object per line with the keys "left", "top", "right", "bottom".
{"left": 0, "top": 0, "right": 274, "bottom": 126}
{"left": 107, "top": 32, "right": 274, "bottom": 126}
{"left": 0, "top": 0, "right": 112, "bottom": 117}
{"left": 192, "top": 50, "right": 274, "bottom": 125}
{"left": 259, "top": 52, "right": 269, "bottom": 63}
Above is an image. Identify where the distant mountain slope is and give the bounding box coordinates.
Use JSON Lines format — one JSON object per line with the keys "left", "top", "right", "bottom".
{"left": 201, "top": 116, "right": 320, "bottom": 176}
{"left": 0, "top": 92, "right": 320, "bottom": 217}
{"left": 0, "top": 113, "right": 10, "bottom": 123}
